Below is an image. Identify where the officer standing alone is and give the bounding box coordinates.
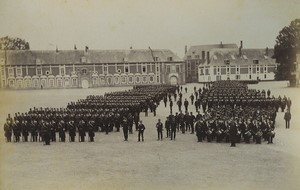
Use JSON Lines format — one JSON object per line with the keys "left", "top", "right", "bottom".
{"left": 156, "top": 119, "right": 163, "bottom": 140}
{"left": 137, "top": 120, "right": 145, "bottom": 142}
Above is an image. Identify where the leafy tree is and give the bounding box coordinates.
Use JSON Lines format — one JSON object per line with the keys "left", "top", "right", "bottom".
{"left": 0, "top": 36, "right": 30, "bottom": 50}
{"left": 273, "top": 19, "right": 300, "bottom": 83}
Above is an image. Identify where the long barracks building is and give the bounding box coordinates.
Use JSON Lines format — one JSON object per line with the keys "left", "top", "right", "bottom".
{"left": 0, "top": 48, "right": 185, "bottom": 89}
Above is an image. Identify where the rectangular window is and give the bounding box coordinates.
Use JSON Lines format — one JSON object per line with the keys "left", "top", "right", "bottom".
{"left": 256, "top": 66, "right": 259, "bottom": 72}
{"left": 171, "top": 65, "right": 176, "bottom": 72}
{"left": 125, "top": 66, "right": 129, "bottom": 73}
{"left": 49, "top": 80, "right": 55, "bottom": 87}
{"left": 92, "top": 78, "right": 97, "bottom": 85}
{"left": 72, "top": 78, "right": 77, "bottom": 86}
{"left": 195, "top": 55, "right": 200, "bottom": 59}
{"left": 156, "top": 65, "right": 160, "bottom": 72}
{"left": 149, "top": 63, "right": 153, "bottom": 72}
{"left": 236, "top": 67, "right": 239, "bottom": 72}
{"left": 103, "top": 65, "right": 108, "bottom": 74}
{"left": 166, "top": 65, "right": 170, "bottom": 73}
{"left": 156, "top": 76, "right": 160, "bottom": 83}
{"left": 235, "top": 75, "right": 240, "bottom": 80}
{"left": 60, "top": 67, "right": 65, "bottom": 75}
{"left": 16, "top": 67, "right": 22, "bottom": 77}
{"left": 264, "top": 66, "right": 267, "bottom": 72}
{"left": 249, "top": 75, "right": 252, "bottom": 79}
{"left": 0, "top": 68, "right": 4, "bottom": 77}
{"left": 176, "top": 65, "right": 180, "bottom": 73}
{"left": 36, "top": 68, "right": 42, "bottom": 76}
{"left": 8, "top": 68, "right": 14, "bottom": 77}
{"left": 142, "top": 65, "right": 146, "bottom": 73}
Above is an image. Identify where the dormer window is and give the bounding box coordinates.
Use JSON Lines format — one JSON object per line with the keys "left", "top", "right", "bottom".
{"left": 224, "top": 59, "right": 230, "bottom": 65}
{"left": 36, "top": 59, "right": 42, "bottom": 65}
{"left": 81, "top": 57, "right": 87, "bottom": 63}
{"left": 253, "top": 60, "right": 259, "bottom": 64}
{"left": 168, "top": 57, "right": 173, "bottom": 61}
{"left": 154, "top": 57, "right": 159, "bottom": 61}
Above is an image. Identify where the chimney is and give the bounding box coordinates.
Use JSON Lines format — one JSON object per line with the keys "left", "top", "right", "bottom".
{"left": 56, "top": 46, "right": 58, "bottom": 53}
{"left": 220, "top": 41, "right": 223, "bottom": 48}
{"left": 185, "top": 45, "right": 187, "bottom": 54}
{"left": 74, "top": 44, "right": 77, "bottom": 50}
{"left": 202, "top": 51, "right": 205, "bottom": 60}
{"left": 265, "top": 47, "right": 269, "bottom": 56}
{"left": 130, "top": 46, "right": 133, "bottom": 50}
{"left": 85, "top": 46, "right": 89, "bottom": 52}
{"left": 239, "top": 40, "right": 243, "bottom": 57}
{"left": 207, "top": 51, "right": 210, "bottom": 64}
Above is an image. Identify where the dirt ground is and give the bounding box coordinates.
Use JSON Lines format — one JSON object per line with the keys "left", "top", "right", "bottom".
{"left": 0, "top": 81, "right": 299, "bottom": 190}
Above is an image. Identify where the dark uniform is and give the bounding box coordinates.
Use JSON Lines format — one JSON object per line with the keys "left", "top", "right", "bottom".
{"left": 284, "top": 111, "right": 291, "bottom": 129}
{"left": 122, "top": 117, "right": 129, "bottom": 141}
{"left": 88, "top": 120, "right": 95, "bottom": 142}
{"left": 229, "top": 121, "right": 237, "bottom": 147}
{"left": 68, "top": 120, "right": 76, "bottom": 142}
{"left": 156, "top": 119, "right": 163, "bottom": 140}
{"left": 170, "top": 115, "right": 176, "bottom": 140}
{"left": 4, "top": 121, "right": 12, "bottom": 142}
{"left": 137, "top": 121, "right": 145, "bottom": 142}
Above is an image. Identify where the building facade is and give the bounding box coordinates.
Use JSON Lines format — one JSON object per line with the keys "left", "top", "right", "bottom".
{"left": 0, "top": 48, "right": 185, "bottom": 89}
{"left": 198, "top": 43, "right": 277, "bottom": 82}
{"left": 184, "top": 42, "right": 238, "bottom": 82}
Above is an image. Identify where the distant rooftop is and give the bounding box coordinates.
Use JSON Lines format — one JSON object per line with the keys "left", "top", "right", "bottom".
{"left": 184, "top": 43, "right": 238, "bottom": 60}
{"left": 0, "top": 49, "right": 183, "bottom": 66}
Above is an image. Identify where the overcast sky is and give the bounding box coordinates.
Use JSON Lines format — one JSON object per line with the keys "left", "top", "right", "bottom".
{"left": 0, "top": 0, "right": 299, "bottom": 57}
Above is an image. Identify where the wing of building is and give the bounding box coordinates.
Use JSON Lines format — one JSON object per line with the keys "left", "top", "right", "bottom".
{"left": 184, "top": 42, "right": 238, "bottom": 82}
{"left": 0, "top": 48, "right": 185, "bottom": 89}
{"left": 184, "top": 41, "right": 277, "bottom": 83}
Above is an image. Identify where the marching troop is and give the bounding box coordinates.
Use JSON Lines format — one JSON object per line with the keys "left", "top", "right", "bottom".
{"left": 4, "top": 81, "right": 292, "bottom": 146}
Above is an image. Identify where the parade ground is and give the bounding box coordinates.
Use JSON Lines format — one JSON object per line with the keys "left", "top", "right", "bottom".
{"left": 0, "top": 81, "right": 300, "bottom": 190}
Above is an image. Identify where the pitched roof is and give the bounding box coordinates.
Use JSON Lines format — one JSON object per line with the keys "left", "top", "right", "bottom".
{"left": 0, "top": 49, "right": 182, "bottom": 66}
{"left": 207, "top": 48, "right": 276, "bottom": 66}
{"left": 184, "top": 43, "right": 238, "bottom": 60}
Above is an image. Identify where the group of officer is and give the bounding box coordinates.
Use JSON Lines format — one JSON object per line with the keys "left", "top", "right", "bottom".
{"left": 4, "top": 81, "right": 291, "bottom": 146}
{"left": 159, "top": 81, "right": 291, "bottom": 146}
{"left": 3, "top": 85, "right": 176, "bottom": 144}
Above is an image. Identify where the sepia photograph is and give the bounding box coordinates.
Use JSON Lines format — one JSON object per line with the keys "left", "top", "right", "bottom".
{"left": 0, "top": 0, "right": 300, "bottom": 189}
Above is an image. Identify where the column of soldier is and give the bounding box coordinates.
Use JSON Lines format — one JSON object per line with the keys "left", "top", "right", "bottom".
{"left": 3, "top": 85, "right": 177, "bottom": 145}
{"left": 163, "top": 81, "right": 292, "bottom": 146}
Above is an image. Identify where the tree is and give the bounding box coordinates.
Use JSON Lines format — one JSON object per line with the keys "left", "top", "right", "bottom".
{"left": 0, "top": 36, "right": 30, "bottom": 50}
{"left": 273, "top": 19, "right": 300, "bottom": 83}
